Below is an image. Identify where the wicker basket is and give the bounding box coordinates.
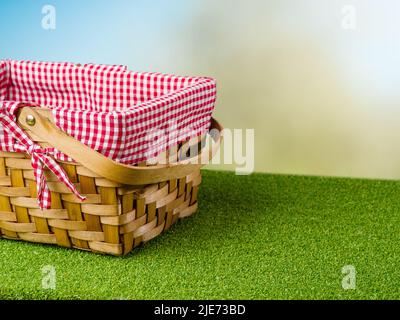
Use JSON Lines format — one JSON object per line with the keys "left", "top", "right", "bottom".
{"left": 0, "top": 106, "right": 222, "bottom": 256}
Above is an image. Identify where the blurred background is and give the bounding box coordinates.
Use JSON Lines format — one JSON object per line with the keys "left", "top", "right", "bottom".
{"left": 1, "top": 0, "right": 400, "bottom": 179}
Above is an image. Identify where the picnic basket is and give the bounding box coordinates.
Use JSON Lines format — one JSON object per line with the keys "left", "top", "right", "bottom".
{"left": 0, "top": 60, "right": 222, "bottom": 256}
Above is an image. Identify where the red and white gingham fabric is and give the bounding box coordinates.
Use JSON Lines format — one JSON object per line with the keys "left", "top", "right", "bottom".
{"left": 0, "top": 60, "right": 217, "bottom": 208}
{"left": 0, "top": 101, "right": 86, "bottom": 209}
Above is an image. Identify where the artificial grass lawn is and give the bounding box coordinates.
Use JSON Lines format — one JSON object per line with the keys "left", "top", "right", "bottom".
{"left": 0, "top": 170, "right": 399, "bottom": 299}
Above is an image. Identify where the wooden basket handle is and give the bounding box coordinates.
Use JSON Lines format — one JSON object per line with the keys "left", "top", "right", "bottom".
{"left": 16, "top": 107, "right": 223, "bottom": 185}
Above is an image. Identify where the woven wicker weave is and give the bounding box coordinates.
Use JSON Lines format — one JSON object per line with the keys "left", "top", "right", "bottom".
{"left": 0, "top": 107, "right": 222, "bottom": 256}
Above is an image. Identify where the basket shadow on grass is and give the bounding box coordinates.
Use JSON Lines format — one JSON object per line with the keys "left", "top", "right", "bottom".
{"left": 131, "top": 170, "right": 285, "bottom": 258}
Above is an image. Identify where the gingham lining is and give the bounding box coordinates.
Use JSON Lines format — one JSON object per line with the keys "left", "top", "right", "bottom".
{"left": 0, "top": 60, "right": 217, "bottom": 164}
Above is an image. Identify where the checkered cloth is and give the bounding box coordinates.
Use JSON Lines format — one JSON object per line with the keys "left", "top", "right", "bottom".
{"left": 0, "top": 60, "right": 217, "bottom": 208}
{"left": 0, "top": 101, "right": 86, "bottom": 209}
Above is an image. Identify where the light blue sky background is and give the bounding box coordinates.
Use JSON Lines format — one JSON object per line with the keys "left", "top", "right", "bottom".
{"left": 2, "top": 0, "right": 400, "bottom": 179}
{"left": 0, "top": 0, "right": 199, "bottom": 73}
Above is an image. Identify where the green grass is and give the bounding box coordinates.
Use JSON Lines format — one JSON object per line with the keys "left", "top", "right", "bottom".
{"left": 0, "top": 170, "right": 400, "bottom": 299}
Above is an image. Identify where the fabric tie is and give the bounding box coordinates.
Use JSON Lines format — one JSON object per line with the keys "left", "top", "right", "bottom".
{"left": 0, "top": 102, "right": 86, "bottom": 209}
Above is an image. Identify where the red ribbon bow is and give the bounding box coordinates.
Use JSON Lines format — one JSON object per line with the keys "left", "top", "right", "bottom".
{"left": 0, "top": 102, "right": 86, "bottom": 209}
